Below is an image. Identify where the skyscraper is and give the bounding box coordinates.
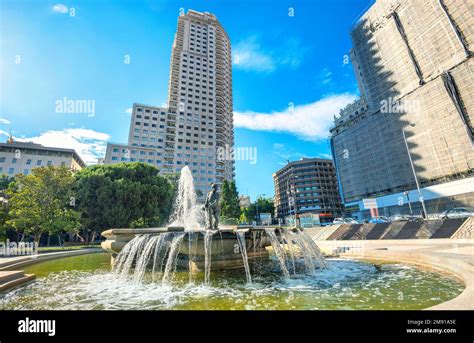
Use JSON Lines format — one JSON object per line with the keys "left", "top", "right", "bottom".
{"left": 330, "top": 0, "right": 473, "bottom": 219}
{"left": 104, "top": 10, "right": 234, "bottom": 198}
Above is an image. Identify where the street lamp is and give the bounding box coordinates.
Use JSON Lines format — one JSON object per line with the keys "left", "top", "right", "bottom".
{"left": 286, "top": 175, "right": 299, "bottom": 227}
{"left": 402, "top": 125, "right": 427, "bottom": 218}
{"left": 404, "top": 191, "right": 413, "bottom": 216}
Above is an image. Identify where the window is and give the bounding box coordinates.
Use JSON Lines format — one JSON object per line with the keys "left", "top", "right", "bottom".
{"left": 0, "top": 157, "right": 5, "bottom": 163}
{"left": 12, "top": 158, "right": 17, "bottom": 164}
{"left": 37, "top": 160, "right": 42, "bottom": 166}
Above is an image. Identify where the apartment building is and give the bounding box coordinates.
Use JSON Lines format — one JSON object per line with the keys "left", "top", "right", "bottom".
{"left": 0, "top": 140, "right": 86, "bottom": 176}
{"left": 273, "top": 158, "right": 343, "bottom": 225}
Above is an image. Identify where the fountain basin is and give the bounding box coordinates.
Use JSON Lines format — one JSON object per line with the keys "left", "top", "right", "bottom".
{"left": 101, "top": 227, "right": 184, "bottom": 256}
{"left": 101, "top": 226, "right": 288, "bottom": 270}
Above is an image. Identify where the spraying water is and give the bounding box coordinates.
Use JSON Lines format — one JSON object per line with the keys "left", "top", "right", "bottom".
{"left": 236, "top": 231, "right": 252, "bottom": 284}
{"left": 168, "top": 166, "right": 204, "bottom": 231}
{"left": 111, "top": 166, "right": 327, "bottom": 286}
{"left": 265, "top": 229, "right": 290, "bottom": 278}
{"left": 204, "top": 230, "right": 214, "bottom": 284}
{"left": 162, "top": 233, "right": 186, "bottom": 284}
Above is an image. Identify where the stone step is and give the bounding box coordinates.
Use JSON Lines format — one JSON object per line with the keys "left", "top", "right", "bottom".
{"left": 0, "top": 270, "right": 36, "bottom": 292}
{"left": 0, "top": 270, "right": 25, "bottom": 283}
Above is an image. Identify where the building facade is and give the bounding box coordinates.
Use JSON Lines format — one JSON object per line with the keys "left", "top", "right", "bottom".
{"left": 273, "top": 158, "right": 343, "bottom": 225}
{"left": 0, "top": 141, "right": 86, "bottom": 176}
{"left": 330, "top": 0, "right": 474, "bottom": 219}
{"left": 104, "top": 10, "right": 234, "bottom": 198}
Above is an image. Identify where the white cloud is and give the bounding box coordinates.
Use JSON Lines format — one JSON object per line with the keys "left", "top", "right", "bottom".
{"left": 234, "top": 93, "right": 357, "bottom": 141}
{"left": 232, "top": 36, "right": 309, "bottom": 73}
{"left": 233, "top": 36, "right": 275, "bottom": 72}
{"left": 0, "top": 118, "right": 11, "bottom": 124}
{"left": 124, "top": 107, "right": 133, "bottom": 114}
{"left": 52, "top": 3, "right": 69, "bottom": 14}
{"left": 1, "top": 128, "right": 111, "bottom": 165}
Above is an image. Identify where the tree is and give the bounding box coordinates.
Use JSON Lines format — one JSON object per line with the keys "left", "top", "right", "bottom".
{"left": 75, "top": 163, "right": 175, "bottom": 243}
{"left": 6, "top": 167, "right": 78, "bottom": 246}
{"left": 239, "top": 210, "right": 249, "bottom": 224}
{"left": 247, "top": 197, "right": 275, "bottom": 223}
{"left": 220, "top": 180, "right": 240, "bottom": 219}
{"left": 0, "top": 175, "right": 14, "bottom": 241}
{"left": 0, "top": 175, "right": 14, "bottom": 190}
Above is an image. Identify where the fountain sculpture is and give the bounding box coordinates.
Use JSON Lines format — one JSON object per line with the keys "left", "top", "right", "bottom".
{"left": 101, "top": 166, "right": 326, "bottom": 284}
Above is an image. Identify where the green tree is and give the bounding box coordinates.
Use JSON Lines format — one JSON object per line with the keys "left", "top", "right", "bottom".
{"left": 239, "top": 209, "right": 249, "bottom": 224}
{"left": 0, "top": 175, "right": 14, "bottom": 241}
{"left": 0, "top": 175, "right": 15, "bottom": 190}
{"left": 220, "top": 180, "right": 240, "bottom": 219}
{"left": 248, "top": 197, "right": 275, "bottom": 223}
{"left": 75, "top": 163, "right": 175, "bottom": 243}
{"left": 6, "top": 167, "right": 78, "bottom": 246}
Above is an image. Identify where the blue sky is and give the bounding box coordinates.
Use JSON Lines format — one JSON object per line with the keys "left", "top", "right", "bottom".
{"left": 0, "top": 0, "right": 373, "bottom": 200}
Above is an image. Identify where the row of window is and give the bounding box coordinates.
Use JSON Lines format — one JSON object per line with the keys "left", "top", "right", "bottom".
{"left": 181, "top": 80, "right": 214, "bottom": 90}
{"left": 0, "top": 157, "right": 62, "bottom": 166}
{"left": 136, "top": 108, "right": 166, "bottom": 115}
{"left": 0, "top": 162, "right": 67, "bottom": 175}
{"left": 1, "top": 167, "right": 27, "bottom": 175}
{"left": 112, "top": 146, "right": 216, "bottom": 156}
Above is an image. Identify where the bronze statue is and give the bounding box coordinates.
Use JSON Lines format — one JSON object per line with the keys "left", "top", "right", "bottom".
{"left": 204, "top": 183, "right": 219, "bottom": 230}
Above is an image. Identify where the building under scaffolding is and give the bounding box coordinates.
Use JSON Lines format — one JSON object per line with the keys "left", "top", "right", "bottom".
{"left": 330, "top": 0, "right": 474, "bottom": 219}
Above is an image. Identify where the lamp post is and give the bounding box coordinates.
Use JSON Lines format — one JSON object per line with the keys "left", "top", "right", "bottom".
{"left": 286, "top": 174, "right": 299, "bottom": 227}
{"left": 402, "top": 126, "right": 427, "bottom": 218}
{"left": 404, "top": 191, "right": 413, "bottom": 216}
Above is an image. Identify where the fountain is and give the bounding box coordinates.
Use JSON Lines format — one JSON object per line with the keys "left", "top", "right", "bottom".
{"left": 0, "top": 168, "right": 464, "bottom": 310}
{"left": 101, "top": 166, "right": 326, "bottom": 284}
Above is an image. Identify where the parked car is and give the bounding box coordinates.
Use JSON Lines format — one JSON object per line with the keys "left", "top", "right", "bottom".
{"left": 367, "top": 216, "right": 391, "bottom": 223}
{"left": 332, "top": 217, "right": 359, "bottom": 224}
{"left": 389, "top": 214, "right": 421, "bottom": 222}
{"left": 441, "top": 207, "right": 474, "bottom": 219}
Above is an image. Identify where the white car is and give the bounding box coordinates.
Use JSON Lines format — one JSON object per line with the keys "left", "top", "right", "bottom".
{"left": 442, "top": 207, "right": 474, "bottom": 219}
{"left": 333, "top": 217, "right": 358, "bottom": 224}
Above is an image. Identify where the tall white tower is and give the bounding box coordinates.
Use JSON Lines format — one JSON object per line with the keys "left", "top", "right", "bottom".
{"left": 104, "top": 10, "right": 235, "bottom": 198}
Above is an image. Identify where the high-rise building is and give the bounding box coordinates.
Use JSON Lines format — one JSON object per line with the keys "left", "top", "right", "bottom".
{"left": 0, "top": 140, "right": 86, "bottom": 176}
{"left": 330, "top": 0, "right": 473, "bottom": 219}
{"left": 104, "top": 10, "right": 234, "bottom": 198}
{"left": 273, "top": 158, "right": 343, "bottom": 225}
